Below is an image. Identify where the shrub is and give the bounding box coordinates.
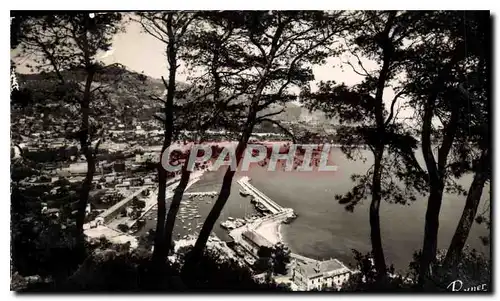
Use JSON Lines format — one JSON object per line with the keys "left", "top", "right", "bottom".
{"left": 117, "top": 224, "right": 129, "bottom": 233}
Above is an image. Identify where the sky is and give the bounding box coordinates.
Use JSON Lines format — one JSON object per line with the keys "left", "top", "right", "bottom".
{"left": 11, "top": 18, "right": 412, "bottom": 123}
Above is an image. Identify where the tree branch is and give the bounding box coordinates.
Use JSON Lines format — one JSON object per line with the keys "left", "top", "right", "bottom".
{"left": 384, "top": 88, "right": 407, "bottom": 126}
{"left": 255, "top": 118, "right": 296, "bottom": 143}
{"left": 257, "top": 108, "right": 285, "bottom": 120}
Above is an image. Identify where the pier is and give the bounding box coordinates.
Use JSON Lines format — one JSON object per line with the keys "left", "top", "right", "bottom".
{"left": 229, "top": 176, "right": 295, "bottom": 250}
{"left": 291, "top": 253, "right": 320, "bottom": 264}
{"left": 97, "top": 186, "right": 149, "bottom": 224}
{"left": 237, "top": 176, "right": 283, "bottom": 214}
{"left": 184, "top": 191, "right": 218, "bottom": 197}
{"left": 127, "top": 170, "right": 205, "bottom": 228}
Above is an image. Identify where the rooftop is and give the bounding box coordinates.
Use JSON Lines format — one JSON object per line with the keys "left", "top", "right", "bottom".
{"left": 298, "top": 258, "right": 348, "bottom": 278}
{"left": 242, "top": 230, "right": 273, "bottom": 248}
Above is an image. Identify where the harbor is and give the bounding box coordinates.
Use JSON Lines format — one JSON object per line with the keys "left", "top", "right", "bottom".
{"left": 219, "top": 176, "right": 352, "bottom": 290}
{"left": 83, "top": 170, "right": 354, "bottom": 290}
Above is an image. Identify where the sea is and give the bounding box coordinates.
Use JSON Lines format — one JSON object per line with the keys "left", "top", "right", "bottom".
{"left": 139, "top": 147, "right": 490, "bottom": 273}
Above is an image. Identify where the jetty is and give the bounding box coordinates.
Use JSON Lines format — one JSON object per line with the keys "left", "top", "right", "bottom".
{"left": 237, "top": 176, "right": 283, "bottom": 214}
{"left": 184, "top": 191, "right": 218, "bottom": 197}
{"left": 291, "top": 252, "right": 320, "bottom": 264}
{"left": 97, "top": 186, "right": 149, "bottom": 224}
{"left": 229, "top": 176, "right": 295, "bottom": 247}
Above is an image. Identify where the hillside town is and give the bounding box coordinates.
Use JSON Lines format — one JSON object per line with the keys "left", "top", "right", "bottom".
{"left": 11, "top": 10, "right": 490, "bottom": 293}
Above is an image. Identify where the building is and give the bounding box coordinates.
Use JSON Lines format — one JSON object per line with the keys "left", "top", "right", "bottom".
{"left": 292, "top": 258, "right": 352, "bottom": 291}
{"left": 240, "top": 230, "right": 273, "bottom": 257}
{"left": 68, "top": 162, "right": 87, "bottom": 174}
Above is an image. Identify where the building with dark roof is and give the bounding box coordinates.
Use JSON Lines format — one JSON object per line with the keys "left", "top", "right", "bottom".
{"left": 240, "top": 230, "right": 274, "bottom": 257}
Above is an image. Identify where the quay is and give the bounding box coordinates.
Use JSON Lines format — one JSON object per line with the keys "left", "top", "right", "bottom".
{"left": 97, "top": 186, "right": 149, "bottom": 224}
{"left": 237, "top": 176, "right": 283, "bottom": 214}
{"left": 291, "top": 252, "right": 320, "bottom": 264}
{"left": 230, "top": 176, "right": 295, "bottom": 248}
{"left": 232, "top": 176, "right": 353, "bottom": 291}
{"left": 127, "top": 169, "right": 206, "bottom": 228}
{"left": 184, "top": 191, "right": 218, "bottom": 197}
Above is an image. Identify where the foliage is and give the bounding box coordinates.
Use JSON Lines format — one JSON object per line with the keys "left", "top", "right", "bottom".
{"left": 176, "top": 247, "right": 292, "bottom": 291}
{"left": 254, "top": 242, "right": 291, "bottom": 276}
{"left": 117, "top": 224, "right": 130, "bottom": 233}
{"left": 11, "top": 11, "right": 491, "bottom": 292}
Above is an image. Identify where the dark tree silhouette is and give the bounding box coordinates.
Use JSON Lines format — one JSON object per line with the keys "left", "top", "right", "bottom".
{"left": 183, "top": 11, "right": 349, "bottom": 275}
{"left": 14, "top": 12, "right": 123, "bottom": 244}
{"left": 136, "top": 11, "right": 197, "bottom": 261}
{"left": 400, "top": 11, "right": 490, "bottom": 288}
{"left": 301, "top": 11, "right": 427, "bottom": 281}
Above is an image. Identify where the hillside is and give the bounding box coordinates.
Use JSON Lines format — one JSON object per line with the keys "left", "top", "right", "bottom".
{"left": 11, "top": 65, "right": 332, "bottom": 137}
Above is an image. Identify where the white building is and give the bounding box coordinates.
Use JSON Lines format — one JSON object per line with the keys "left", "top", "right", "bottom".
{"left": 68, "top": 162, "right": 88, "bottom": 174}
{"left": 292, "top": 258, "right": 352, "bottom": 291}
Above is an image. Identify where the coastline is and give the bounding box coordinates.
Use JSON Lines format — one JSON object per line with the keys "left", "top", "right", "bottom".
{"left": 254, "top": 219, "right": 285, "bottom": 245}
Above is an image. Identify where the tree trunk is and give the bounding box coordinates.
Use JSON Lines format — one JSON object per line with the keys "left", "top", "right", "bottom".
{"left": 370, "top": 145, "right": 387, "bottom": 281}
{"left": 153, "top": 165, "right": 168, "bottom": 260}
{"left": 182, "top": 112, "right": 256, "bottom": 277}
{"left": 152, "top": 19, "right": 177, "bottom": 260}
{"left": 182, "top": 165, "right": 235, "bottom": 277}
{"left": 418, "top": 185, "right": 444, "bottom": 287}
{"left": 417, "top": 46, "right": 464, "bottom": 288}
{"left": 367, "top": 15, "right": 394, "bottom": 281}
{"left": 443, "top": 149, "right": 490, "bottom": 268}
{"left": 164, "top": 164, "right": 191, "bottom": 254}
{"left": 75, "top": 154, "right": 96, "bottom": 239}
{"left": 75, "top": 69, "right": 95, "bottom": 243}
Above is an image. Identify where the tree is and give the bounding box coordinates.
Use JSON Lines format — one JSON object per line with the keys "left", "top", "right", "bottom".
{"left": 137, "top": 11, "right": 243, "bottom": 260}
{"left": 14, "top": 12, "right": 123, "bottom": 244}
{"left": 117, "top": 223, "right": 129, "bottom": 233}
{"left": 254, "top": 242, "right": 291, "bottom": 276}
{"left": 441, "top": 12, "right": 490, "bottom": 271}
{"left": 301, "top": 11, "right": 426, "bottom": 281}
{"left": 136, "top": 11, "right": 197, "bottom": 261}
{"left": 400, "top": 11, "right": 490, "bottom": 287}
{"left": 132, "top": 198, "right": 146, "bottom": 210}
{"left": 183, "top": 11, "right": 349, "bottom": 274}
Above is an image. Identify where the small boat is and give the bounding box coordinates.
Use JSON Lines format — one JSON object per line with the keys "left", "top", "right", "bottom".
{"left": 220, "top": 221, "right": 235, "bottom": 230}
{"left": 239, "top": 189, "right": 250, "bottom": 197}
{"left": 227, "top": 217, "right": 235, "bottom": 221}
{"left": 195, "top": 215, "right": 202, "bottom": 218}
{"left": 244, "top": 256, "right": 256, "bottom": 266}
{"left": 255, "top": 202, "right": 269, "bottom": 213}
{"left": 220, "top": 221, "right": 228, "bottom": 229}
{"left": 234, "top": 245, "right": 246, "bottom": 257}
{"left": 183, "top": 226, "right": 187, "bottom": 229}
